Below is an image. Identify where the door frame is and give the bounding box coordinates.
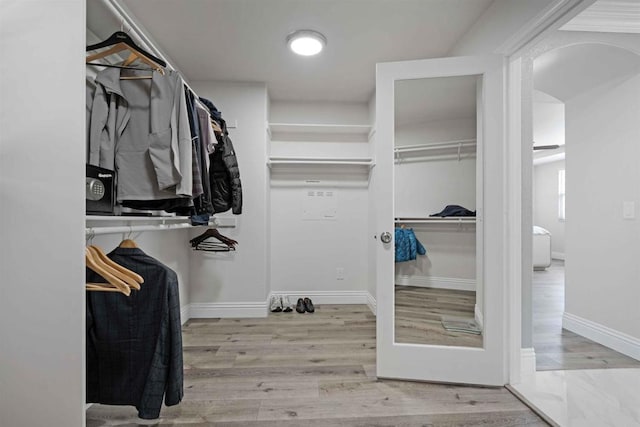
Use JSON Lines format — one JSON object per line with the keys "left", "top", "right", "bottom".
{"left": 501, "top": 0, "right": 597, "bottom": 384}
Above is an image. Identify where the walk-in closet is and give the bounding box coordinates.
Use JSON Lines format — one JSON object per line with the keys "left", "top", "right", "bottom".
{"left": 7, "top": 1, "right": 638, "bottom": 426}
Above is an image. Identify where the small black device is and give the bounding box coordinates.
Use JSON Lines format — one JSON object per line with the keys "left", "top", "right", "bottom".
{"left": 86, "top": 164, "right": 115, "bottom": 215}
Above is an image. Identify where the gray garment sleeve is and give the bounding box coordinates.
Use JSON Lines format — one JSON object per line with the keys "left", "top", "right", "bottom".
{"left": 88, "top": 84, "right": 113, "bottom": 168}
{"left": 173, "top": 79, "right": 193, "bottom": 197}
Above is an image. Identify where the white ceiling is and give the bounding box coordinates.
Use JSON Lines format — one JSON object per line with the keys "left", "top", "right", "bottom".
{"left": 533, "top": 43, "right": 640, "bottom": 101}
{"left": 117, "top": 0, "right": 493, "bottom": 103}
{"left": 395, "top": 75, "right": 477, "bottom": 126}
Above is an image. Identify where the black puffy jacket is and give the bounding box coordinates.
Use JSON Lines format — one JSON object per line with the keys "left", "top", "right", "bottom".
{"left": 199, "top": 97, "right": 242, "bottom": 214}
{"left": 209, "top": 119, "right": 242, "bottom": 214}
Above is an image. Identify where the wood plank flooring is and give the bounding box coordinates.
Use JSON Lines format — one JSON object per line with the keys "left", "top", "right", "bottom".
{"left": 86, "top": 305, "right": 545, "bottom": 426}
{"left": 395, "top": 285, "right": 483, "bottom": 347}
{"left": 533, "top": 260, "right": 640, "bottom": 371}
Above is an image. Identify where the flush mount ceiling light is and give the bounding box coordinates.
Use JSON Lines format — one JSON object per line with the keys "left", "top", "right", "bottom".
{"left": 286, "top": 30, "right": 326, "bottom": 56}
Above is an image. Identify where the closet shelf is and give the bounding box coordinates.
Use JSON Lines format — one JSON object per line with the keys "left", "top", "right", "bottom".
{"left": 86, "top": 215, "right": 236, "bottom": 236}
{"left": 86, "top": 223, "right": 197, "bottom": 236}
{"left": 395, "top": 217, "right": 476, "bottom": 224}
{"left": 268, "top": 123, "right": 372, "bottom": 136}
{"left": 86, "top": 215, "right": 191, "bottom": 222}
{"left": 268, "top": 156, "right": 375, "bottom": 169}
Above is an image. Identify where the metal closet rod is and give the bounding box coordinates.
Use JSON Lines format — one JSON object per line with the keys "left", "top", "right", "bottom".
{"left": 86, "top": 223, "right": 198, "bottom": 236}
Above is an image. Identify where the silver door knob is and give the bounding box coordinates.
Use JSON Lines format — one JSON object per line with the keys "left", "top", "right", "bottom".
{"left": 380, "top": 231, "right": 392, "bottom": 244}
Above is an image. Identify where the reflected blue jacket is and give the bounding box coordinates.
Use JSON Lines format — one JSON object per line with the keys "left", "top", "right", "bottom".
{"left": 395, "top": 228, "right": 426, "bottom": 262}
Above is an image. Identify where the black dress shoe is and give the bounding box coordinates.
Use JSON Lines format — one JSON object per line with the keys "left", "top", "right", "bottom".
{"left": 304, "top": 297, "right": 315, "bottom": 313}
{"left": 295, "top": 298, "right": 306, "bottom": 313}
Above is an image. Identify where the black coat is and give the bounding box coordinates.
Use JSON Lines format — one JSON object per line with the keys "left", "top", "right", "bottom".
{"left": 199, "top": 97, "right": 242, "bottom": 215}
{"left": 210, "top": 124, "right": 243, "bottom": 214}
{"left": 86, "top": 247, "right": 183, "bottom": 419}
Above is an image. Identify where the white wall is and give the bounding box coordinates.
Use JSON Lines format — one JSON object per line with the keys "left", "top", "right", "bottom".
{"left": 0, "top": 1, "right": 85, "bottom": 425}
{"left": 188, "top": 81, "right": 270, "bottom": 307}
{"left": 394, "top": 118, "right": 477, "bottom": 287}
{"left": 533, "top": 160, "right": 565, "bottom": 259}
{"left": 565, "top": 71, "right": 640, "bottom": 340}
{"left": 533, "top": 90, "right": 565, "bottom": 148}
{"left": 269, "top": 101, "right": 370, "bottom": 300}
{"left": 85, "top": 229, "right": 193, "bottom": 314}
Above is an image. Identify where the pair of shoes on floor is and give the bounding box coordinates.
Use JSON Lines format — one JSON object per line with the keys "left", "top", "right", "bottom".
{"left": 296, "top": 297, "right": 315, "bottom": 313}
{"left": 269, "top": 295, "right": 293, "bottom": 313}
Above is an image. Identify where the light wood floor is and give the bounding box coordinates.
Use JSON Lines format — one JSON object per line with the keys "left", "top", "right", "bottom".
{"left": 87, "top": 305, "right": 545, "bottom": 426}
{"left": 533, "top": 260, "right": 640, "bottom": 371}
{"left": 395, "top": 285, "right": 483, "bottom": 347}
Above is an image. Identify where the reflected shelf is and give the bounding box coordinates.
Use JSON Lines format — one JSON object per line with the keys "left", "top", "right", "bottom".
{"left": 395, "top": 217, "right": 476, "bottom": 224}
{"left": 395, "top": 139, "right": 476, "bottom": 162}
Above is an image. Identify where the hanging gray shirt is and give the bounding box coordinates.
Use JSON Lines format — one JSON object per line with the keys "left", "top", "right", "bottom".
{"left": 88, "top": 68, "right": 192, "bottom": 201}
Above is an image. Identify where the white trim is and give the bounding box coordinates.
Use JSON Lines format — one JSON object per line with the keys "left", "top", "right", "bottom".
{"left": 520, "top": 347, "right": 537, "bottom": 380}
{"left": 270, "top": 290, "right": 370, "bottom": 305}
{"left": 367, "top": 292, "right": 377, "bottom": 316}
{"left": 180, "top": 305, "right": 190, "bottom": 325}
{"left": 498, "top": 0, "right": 595, "bottom": 56}
{"left": 551, "top": 251, "right": 565, "bottom": 260}
{"left": 189, "top": 301, "right": 268, "bottom": 319}
{"left": 561, "top": 1, "right": 640, "bottom": 34}
{"left": 563, "top": 312, "right": 640, "bottom": 361}
{"left": 507, "top": 55, "right": 524, "bottom": 385}
{"left": 474, "top": 304, "right": 484, "bottom": 331}
{"left": 395, "top": 275, "right": 476, "bottom": 292}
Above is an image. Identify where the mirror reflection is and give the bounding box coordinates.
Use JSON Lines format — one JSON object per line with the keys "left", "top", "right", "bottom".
{"left": 393, "top": 75, "right": 482, "bottom": 348}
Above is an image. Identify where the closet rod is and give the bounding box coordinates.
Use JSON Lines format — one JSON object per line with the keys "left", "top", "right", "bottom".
{"left": 394, "top": 139, "right": 476, "bottom": 154}
{"left": 86, "top": 223, "right": 196, "bottom": 236}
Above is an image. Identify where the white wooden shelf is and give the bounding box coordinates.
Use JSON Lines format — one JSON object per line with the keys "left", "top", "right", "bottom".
{"left": 85, "top": 215, "right": 236, "bottom": 236}
{"left": 268, "top": 156, "right": 375, "bottom": 169}
{"left": 268, "top": 123, "right": 371, "bottom": 136}
{"left": 395, "top": 217, "right": 476, "bottom": 224}
{"left": 86, "top": 215, "right": 191, "bottom": 222}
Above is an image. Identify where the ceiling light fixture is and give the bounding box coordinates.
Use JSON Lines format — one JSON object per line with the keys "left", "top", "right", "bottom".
{"left": 287, "top": 30, "right": 326, "bottom": 56}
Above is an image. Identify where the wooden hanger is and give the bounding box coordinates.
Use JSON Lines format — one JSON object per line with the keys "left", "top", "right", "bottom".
{"left": 190, "top": 228, "right": 238, "bottom": 252}
{"left": 87, "top": 245, "right": 143, "bottom": 290}
{"left": 210, "top": 119, "right": 222, "bottom": 133}
{"left": 86, "top": 31, "right": 165, "bottom": 77}
{"left": 85, "top": 248, "right": 131, "bottom": 295}
{"left": 119, "top": 239, "right": 138, "bottom": 248}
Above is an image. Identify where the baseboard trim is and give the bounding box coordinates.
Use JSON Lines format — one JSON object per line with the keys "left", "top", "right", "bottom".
{"left": 180, "top": 305, "right": 190, "bottom": 325}
{"left": 270, "top": 290, "right": 370, "bottom": 305}
{"left": 520, "top": 347, "right": 537, "bottom": 379}
{"left": 563, "top": 312, "right": 640, "bottom": 361}
{"left": 190, "top": 301, "right": 268, "bottom": 319}
{"left": 474, "top": 304, "right": 484, "bottom": 330}
{"left": 188, "top": 291, "right": 374, "bottom": 319}
{"left": 551, "top": 251, "right": 565, "bottom": 260}
{"left": 396, "top": 275, "right": 476, "bottom": 291}
{"left": 367, "top": 292, "right": 377, "bottom": 316}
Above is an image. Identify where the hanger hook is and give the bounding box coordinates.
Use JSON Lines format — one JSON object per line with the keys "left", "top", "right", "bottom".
{"left": 86, "top": 229, "right": 95, "bottom": 245}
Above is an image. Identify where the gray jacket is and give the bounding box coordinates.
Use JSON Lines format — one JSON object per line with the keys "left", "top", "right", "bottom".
{"left": 88, "top": 68, "right": 192, "bottom": 201}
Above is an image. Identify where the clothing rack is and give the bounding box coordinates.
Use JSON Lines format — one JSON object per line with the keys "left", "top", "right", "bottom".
{"left": 93, "top": 1, "right": 239, "bottom": 133}
{"left": 395, "top": 217, "right": 476, "bottom": 224}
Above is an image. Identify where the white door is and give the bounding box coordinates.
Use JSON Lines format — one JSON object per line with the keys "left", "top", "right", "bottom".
{"left": 374, "top": 55, "right": 507, "bottom": 386}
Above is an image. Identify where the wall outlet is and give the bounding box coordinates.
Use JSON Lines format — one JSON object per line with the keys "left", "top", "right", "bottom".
{"left": 336, "top": 267, "right": 345, "bottom": 280}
